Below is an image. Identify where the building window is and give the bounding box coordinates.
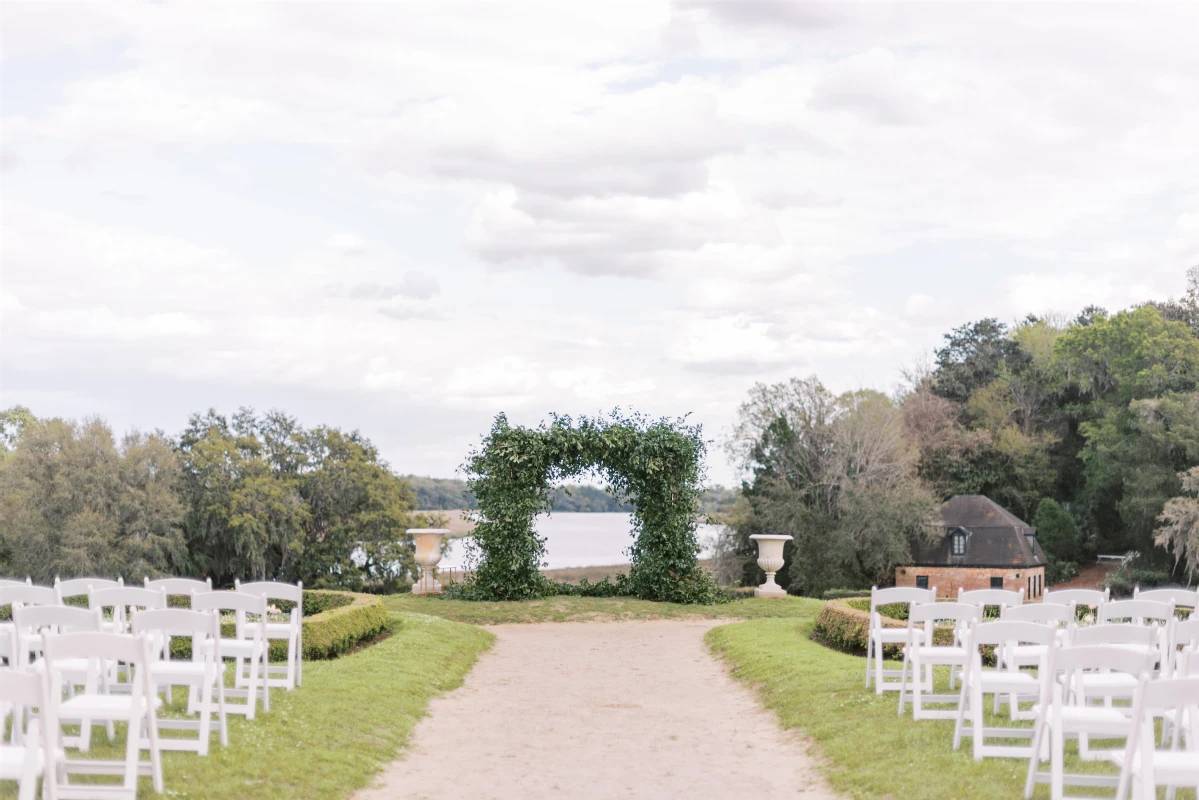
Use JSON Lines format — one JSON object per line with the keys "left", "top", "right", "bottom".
{"left": 952, "top": 531, "right": 967, "bottom": 556}
{"left": 916, "top": 576, "right": 929, "bottom": 590}
{"left": 990, "top": 577, "right": 1003, "bottom": 589}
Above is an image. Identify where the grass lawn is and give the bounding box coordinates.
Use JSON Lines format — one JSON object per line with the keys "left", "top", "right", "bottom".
{"left": 384, "top": 593, "right": 825, "bottom": 624}
{"left": 2, "top": 613, "right": 493, "bottom": 800}
{"left": 708, "top": 618, "right": 1197, "bottom": 800}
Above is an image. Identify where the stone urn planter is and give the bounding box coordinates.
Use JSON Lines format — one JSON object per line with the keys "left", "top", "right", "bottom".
{"left": 749, "top": 534, "right": 793, "bottom": 598}
{"left": 409, "top": 528, "right": 452, "bottom": 595}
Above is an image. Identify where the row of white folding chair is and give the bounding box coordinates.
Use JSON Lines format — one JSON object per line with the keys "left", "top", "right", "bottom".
{"left": 1134, "top": 585, "right": 1199, "bottom": 611}
{"left": 1111, "top": 672, "right": 1199, "bottom": 800}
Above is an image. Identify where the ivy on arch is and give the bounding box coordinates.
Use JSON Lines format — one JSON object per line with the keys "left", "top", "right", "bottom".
{"left": 456, "top": 410, "right": 720, "bottom": 603}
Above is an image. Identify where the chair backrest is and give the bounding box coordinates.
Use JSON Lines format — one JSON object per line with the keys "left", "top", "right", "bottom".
{"left": 193, "top": 590, "right": 268, "bottom": 642}
{"left": 0, "top": 577, "right": 31, "bottom": 588}
{"left": 144, "top": 577, "right": 213, "bottom": 596}
{"left": 1043, "top": 587, "right": 1108, "bottom": 608}
{"left": 1001, "top": 602, "right": 1075, "bottom": 625}
{"left": 1118, "top": 673, "right": 1199, "bottom": 794}
{"left": 0, "top": 584, "right": 60, "bottom": 608}
{"left": 871, "top": 585, "right": 936, "bottom": 609}
{"left": 1098, "top": 598, "right": 1175, "bottom": 625}
{"left": 42, "top": 631, "right": 152, "bottom": 665}
{"left": 1050, "top": 642, "right": 1158, "bottom": 679}
{"left": 966, "top": 619, "right": 1058, "bottom": 649}
{"left": 958, "top": 587, "right": 1024, "bottom": 609}
{"left": 12, "top": 604, "right": 103, "bottom": 635}
{"left": 1167, "top": 617, "right": 1199, "bottom": 676}
{"left": 1134, "top": 586, "right": 1198, "bottom": 609}
{"left": 1071, "top": 623, "right": 1158, "bottom": 647}
{"left": 0, "top": 667, "right": 42, "bottom": 707}
{"left": 88, "top": 586, "right": 167, "bottom": 614}
{"left": 908, "top": 601, "right": 982, "bottom": 626}
{"left": 54, "top": 576, "right": 123, "bottom": 599}
{"left": 235, "top": 579, "right": 303, "bottom": 604}
{"left": 131, "top": 608, "right": 220, "bottom": 640}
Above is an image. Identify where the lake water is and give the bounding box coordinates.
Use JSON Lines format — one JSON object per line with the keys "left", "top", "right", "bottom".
{"left": 443, "top": 512, "right": 720, "bottom": 570}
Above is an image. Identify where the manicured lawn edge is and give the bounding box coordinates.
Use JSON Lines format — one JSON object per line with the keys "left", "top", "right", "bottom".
{"left": 300, "top": 590, "right": 391, "bottom": 660}
{"left": 706, "top": 617, "right": 1040, "bottom": 800}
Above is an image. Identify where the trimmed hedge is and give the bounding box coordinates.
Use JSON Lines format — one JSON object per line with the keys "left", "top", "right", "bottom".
{"left": 812, "top": 599, "right": 953, "bottom": 657}
{"left": 6, "top": 588, "right": 390, "bottom": 662}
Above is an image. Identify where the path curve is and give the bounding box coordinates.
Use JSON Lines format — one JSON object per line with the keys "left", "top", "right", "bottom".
{"left": 355, "top": 619, "right": 840, "bottom": 799}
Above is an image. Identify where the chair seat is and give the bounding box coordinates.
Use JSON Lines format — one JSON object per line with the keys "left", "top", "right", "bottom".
{"left": 1074, "top": 672, "right": 1138, "bottom": 696}
{"left": 873, "top": 629, "right": 909, "bottom": 644}
{"left": 220, "top": 639, "right": 258, "bottom": 657}
{"left": 1033, "top": 703, "right": 1130, "bottom": 731}
{"left": 911, "top": 646, "right": 967, "bottom": 662}
{"left": 977, "top": 671, "right": 1039, "bottom": 690}
{"left": 60, "top": 693, "right": 161, "bottom": 718}
{"left": 149, "top": 661, "right": 213, "bottom": 681}
{"left": 1109, "top": 749, "right": 1199, "bottom": 775}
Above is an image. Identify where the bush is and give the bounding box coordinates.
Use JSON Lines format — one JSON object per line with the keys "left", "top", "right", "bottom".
{"left": 1103, "top": 552, "right": 1174, "bottom": 598}
{"left": 821, "top": 588, "right": 872, "bottom": 600}
{"left": 812, "top": 599, "right": 969, "bottom": 659}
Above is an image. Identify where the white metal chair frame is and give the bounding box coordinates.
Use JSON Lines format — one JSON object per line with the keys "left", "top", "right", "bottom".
{"left": 898, "top": 601, "right": 982, "bottom": 720}
{"left": 142, "top": 577, "right": 212, "bottom": 605}
{"left": 1134, "top": 585, "right": 1198, "bottom": 612}
{"left": 235, "top": 580, "right": 304, "bottom": 690}
{"left": 0, "top": 585, "right": 61, "bottom": 610}
{"left": 864, "top": 585, "right": 936, "bottom": 694}
{"left": 53, "top": 578, "right": 123, "bottom": 604}
{"left": 41, "top": 631, "right": 164, "bottom": 799}
{"left": 1044, "top": 588, "right": 1109, "bottom": 611}
{"left": 953, "top": 620, "right": 1057, "bottom": 760}
{"left": 0, "top": 667, "right": 61, "bottom": 800}
{"left": 130, "top": 608, "right": 228, "bottom": 756}
{"left": 1024, "top": 643, "right": 1158, "bottom": 800}
{"left": 1112, "top": 675, "right": 1199, "bottom": 800}
{"left": 192, "top": 591, "right": 271, "bottom": 720}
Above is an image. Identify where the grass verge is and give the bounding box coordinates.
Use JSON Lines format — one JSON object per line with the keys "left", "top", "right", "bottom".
{"left": 707, "top": 617, "right": 1197, "bottom": 800}
{"left": 3, "top": 613, "right": 493, "bottom": 800}
{"left": 384, "top": 594, "right": 825, "bottom": 624}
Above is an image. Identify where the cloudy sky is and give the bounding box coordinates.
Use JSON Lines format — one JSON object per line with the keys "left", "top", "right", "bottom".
{"left": 2, "top": 2, "right": 1198, "bottom": 486}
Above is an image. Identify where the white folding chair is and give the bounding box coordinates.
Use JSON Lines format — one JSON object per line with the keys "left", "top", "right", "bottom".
{"left": 235, "top": 580, "right": 303, "bottom": 690}
{"left": 192, "top": 591, "right": 270, "bottom": 719}
{"left": 130, "top": 608, "right": 228, "bottom": 756}
{"left": 1168, "top": 617, "right": 1199, "bottom": 677}
{"left": 1112, "top": 675, "right": 1199, "bottom": 800}
{"left": 55, "top": 579, "right": 124, "bottom": 634}
{"left": 1024, "top": 643, "right": 1158, "bottom": 800}
{"left": 1044, "top": 588, "right": 1109, "bottom": 611}
{"left": 1134, "top": 585, "right": 1198, "bottom": 612}
{"left": 898, "top": 601, "right": 982, "bottom": 719}
{"left": 87, "top": 587, "right": 167, "bottom": 637}
{"left": 954, "top": 619, "right": 1057, "bottom": 760}
{"left": 0, "top": 585, "right": 61, "bottom": 611}
{"left": 41, "top": 631, "right": 164, "bottom": 798}
{"left": 0, "top": 667, "right": 61, "bottom": 800}
{"left": 959, "top": 587, "right": 1025, "bottom": 611}
{"left": 0, "top": 578, "right": 32, "bottom": 588}
{"left": 143, "top": 577, "right": 212, "bottom": 605}
{"left": 864, "top": 585, "right": 936, "bottom": 694}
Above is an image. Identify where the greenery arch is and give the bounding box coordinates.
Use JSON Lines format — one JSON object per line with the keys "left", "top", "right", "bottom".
{"left": 456, "top": 410, "right": 719, "bottom": 603}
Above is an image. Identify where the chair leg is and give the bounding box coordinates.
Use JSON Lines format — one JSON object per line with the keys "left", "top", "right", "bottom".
{"left": 146, "top": 705, "right": 163, "bottom": 795}
{"left": 245, "top": 654, "right": 258, "bottom": 721}
{"left": 972, "top": 680, "right": 985, "bottom": 761}
{"left": 198, "top": 678, "right": 212, "bottom": 756}
{"left": 123, "top": 711, "right": 142, "bottom": 794}
{"left": 913, "top": 660, "right": 924, "bottom": 719}
{"left": 1025, "top": 712, "right": 1045, "bottom": 799}
{"left": 952, "top": 675, "right": 968, "bottom": 750}
{"left": 865, "top": 634, "right": 873, "bottom": 690}
{"left": 897, "top": 652, "right": 910, "bottom": 715}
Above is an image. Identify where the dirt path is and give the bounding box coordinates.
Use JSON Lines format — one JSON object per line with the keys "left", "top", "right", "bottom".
{"left": 355, "top": 619, "right": 839, "bottom": 800}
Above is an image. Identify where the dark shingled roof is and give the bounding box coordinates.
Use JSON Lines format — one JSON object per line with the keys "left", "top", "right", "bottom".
{"left": 909, "top": 495, "right": 1045, "bottom": 568}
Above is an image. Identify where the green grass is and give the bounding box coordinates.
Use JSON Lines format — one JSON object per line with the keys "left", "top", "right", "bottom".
{"left": 707, "top": 618, "right": 1198, "bottom": 800}
{"left": 383, "top": 593, "right": 825, "bottom": 624}
{"left": 3, "top": 613, "right": 493, "bottom": 799}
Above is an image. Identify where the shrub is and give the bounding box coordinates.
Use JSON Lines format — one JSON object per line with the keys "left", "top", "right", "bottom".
{"left": 812, "top": 599, "right": 970, "bottom": 659}
{"left": 821, "top": 588, "right": 872, "bottom": 600}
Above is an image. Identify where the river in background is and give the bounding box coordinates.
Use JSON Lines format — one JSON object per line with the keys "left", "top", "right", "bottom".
{"left": 443, "top": 512, "right": 720, "bottom": 570}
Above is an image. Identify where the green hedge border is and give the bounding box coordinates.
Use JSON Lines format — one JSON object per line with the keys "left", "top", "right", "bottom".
{"left": 811, "top": 599, "right": 954, "bottom": 657}
{"left": 3, "top": 588, "right": 389, "bottom": 661}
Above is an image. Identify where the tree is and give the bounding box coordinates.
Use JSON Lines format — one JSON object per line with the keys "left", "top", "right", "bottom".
{"left": 0, "top": 405, "right": 36, "bottom": 463}
{"left": 932, "top": 318, "right": 1021, "bottom": 404}
{"left": 0, "top": 417, "right": 187, "bottom": 582}
{"left": 727, "top": 378, "right": 938, "bottom": 596}
{"left": 1033, "top": 498, "right": 1078, "bottom": 561}
{"left": 1155, "top": 465, "right": 1199, "bottom": 582}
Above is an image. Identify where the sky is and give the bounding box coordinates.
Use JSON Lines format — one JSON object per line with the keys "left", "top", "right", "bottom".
{"left": 2, "top": 1, "right": 1198, "bottom": 487}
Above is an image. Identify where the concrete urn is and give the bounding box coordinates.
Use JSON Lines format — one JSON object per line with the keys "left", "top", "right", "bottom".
{"left": 749, "top": 534, "right": 793, "bottom": 599}
{"left": 409, "top": 528, "right": 452, "bottom": 595}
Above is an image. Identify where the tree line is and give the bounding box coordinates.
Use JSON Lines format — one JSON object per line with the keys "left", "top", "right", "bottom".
{"left": 721, "top": 269, "right": 1199, "bottom": 596}
{"left": 0, "top": 408, "right": 429, "bottom": 590}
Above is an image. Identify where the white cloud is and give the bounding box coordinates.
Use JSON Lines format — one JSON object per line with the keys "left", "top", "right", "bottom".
{"left": 325, "top": 233, "right": 366, "bottom": 254}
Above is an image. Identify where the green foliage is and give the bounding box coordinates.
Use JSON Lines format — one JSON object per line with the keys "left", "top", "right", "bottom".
{"left": 176, "top": 409, "right": 424, "bottom": 587}
{"left": 931, "top": 318, "right": 1022, "bottom": 404}
{"left": 459, "top": 410, "right": 721, "bottom": 603}
{"left": 811, "top": 600, "right": 958, "bottom": 658}
{"left": 0, "top": 416, "right": 187, "bottom": 582}
{"left": 1103, "top": 553, "right": 1177, "bottom": 598}
{"left": 299, "top": 590, "right": 391, "bottom": 660}
{"left": 1157, "top": 465, "right": 1199, "bottom": 581}
{"left": 1033, "top": 498, "right": 1079, "bottom": 560}
{"left": 727, "top": 380, "right": 939, "bottom": 596}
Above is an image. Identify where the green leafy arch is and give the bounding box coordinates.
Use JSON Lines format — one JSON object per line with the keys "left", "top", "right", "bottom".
{"left": 457, "top": 410, "right": 719, "bottom": 603}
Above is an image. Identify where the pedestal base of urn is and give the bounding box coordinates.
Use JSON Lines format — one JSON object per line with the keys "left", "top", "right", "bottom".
{"left": 754, "top": 575, "right": 788, "bottom": 599}
{"left": 412, "top": 576, "right": 443, "bottom": 595}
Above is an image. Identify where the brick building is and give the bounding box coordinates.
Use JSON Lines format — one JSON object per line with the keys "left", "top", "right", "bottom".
{"left": 894, "top": 495, "right": 1046, "bottom": 600}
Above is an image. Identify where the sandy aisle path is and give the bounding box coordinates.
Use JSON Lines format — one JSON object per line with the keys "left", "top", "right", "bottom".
{"left": 355, "top": 619, "right": 839, "bottom": 800}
